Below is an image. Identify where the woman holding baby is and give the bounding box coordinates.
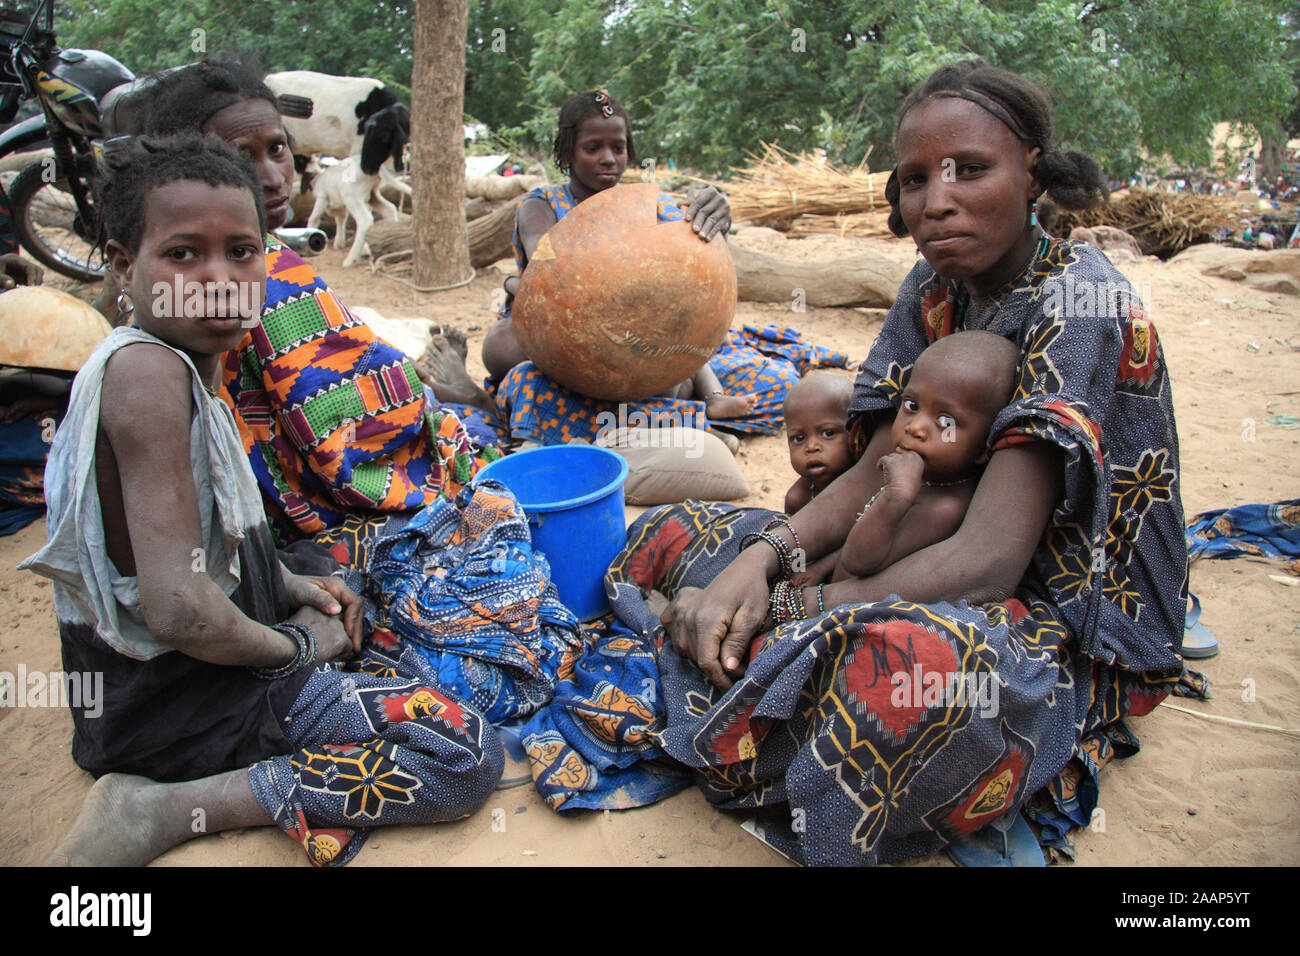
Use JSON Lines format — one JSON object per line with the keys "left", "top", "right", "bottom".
{"left": 612, "top": 61, "right": 1195, "bottom": 865}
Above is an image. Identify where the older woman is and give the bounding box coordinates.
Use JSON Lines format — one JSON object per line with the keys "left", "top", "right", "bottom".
{"left": 126, "top": 60, "right": 496, "bottom": 548}
{"left": 531, "top": 61, "right": 1200, "bottom": 865}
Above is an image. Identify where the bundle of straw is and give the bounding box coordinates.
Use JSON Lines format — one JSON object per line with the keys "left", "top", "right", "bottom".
{"left": 786, "top": 208, "right": 895, "bottom": 239}
{"left": 695, "top": 143, "right": 888, "bottom": 228}
{"left": 1052, "top": 189, "right": 1238, "bottom": 258}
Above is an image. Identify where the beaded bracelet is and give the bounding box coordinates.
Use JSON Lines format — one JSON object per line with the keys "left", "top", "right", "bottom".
{"left": 250, "top": 621, "right": 317, "bottom": 680}
{"left": 762, "top": 516, "right": 801, "bottom": 556}
{"left": 741, "top": 529, "right": 795, "bottom": 579}
{"left": 855, "top": 489, "right": 882, "bottom": 522}
{"left": 815, "top": 583, "right": 826, "bottom": 615}
{"left": 768, "top": 579, "right": 808, "bottom": 625}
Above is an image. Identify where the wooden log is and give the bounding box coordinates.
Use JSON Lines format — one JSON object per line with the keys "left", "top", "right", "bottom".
{"left": 367, "top": 195, "right": 521, "bottom": 267}
{"left": 465, "top": 195, "right": 493, "bottom": 220}
{"left": 464, "top": 173, "right": 547, "bottom": 199}
{"left": 728, "top": 242, "right": 905, "bottom": 308}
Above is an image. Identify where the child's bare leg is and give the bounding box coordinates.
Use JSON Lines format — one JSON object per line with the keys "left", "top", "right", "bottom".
{"left": 44, "top": 768, "right": 268, "bottom": 867}
{"left": 692, "top": 365, "right": 757, "bottom": 420}
{"left": 481, "top": 318, "right": 529, "bottom": 381}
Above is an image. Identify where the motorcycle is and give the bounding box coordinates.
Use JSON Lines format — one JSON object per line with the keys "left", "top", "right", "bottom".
{"left": 0, "top": 0, "right": 135, "bottom": 282}
{"left": 1, "top": 2, "right": 329, "bottom": 283}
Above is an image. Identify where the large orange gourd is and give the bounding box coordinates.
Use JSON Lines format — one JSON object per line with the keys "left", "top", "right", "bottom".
{"left": 512, "top": 183, "right": 736, "bottom": 401}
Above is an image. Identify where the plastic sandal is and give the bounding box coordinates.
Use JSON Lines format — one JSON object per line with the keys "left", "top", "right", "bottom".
{"left": 1182, "top": 593, "right": 1220, "bottom": 659}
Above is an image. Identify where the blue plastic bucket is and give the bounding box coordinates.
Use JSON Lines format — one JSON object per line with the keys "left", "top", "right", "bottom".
{"left": 476, "top": 445, "right": 629, "bottom": 621}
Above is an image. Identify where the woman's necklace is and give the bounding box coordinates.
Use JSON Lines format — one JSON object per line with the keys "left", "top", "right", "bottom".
{"left": 855, "top": 474, "right": 974, "bottom": 520}
{"left": 922, "top": 475, "right": 975, "bottom": 488}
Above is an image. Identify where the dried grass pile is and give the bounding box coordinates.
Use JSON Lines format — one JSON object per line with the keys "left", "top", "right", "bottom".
{"left": 786, "top": 208, "right": 895, "bottom": 239}
{"left": 695, "top": 143, "right": 888, "bottom": 230}
{"left": 1052, "top": 189, "right": 1238, "bottom": 258}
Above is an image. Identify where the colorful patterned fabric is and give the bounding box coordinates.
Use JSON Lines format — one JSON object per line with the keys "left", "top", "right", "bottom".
{"left": 220, "top": 235, "right": 497, "bottom": 541}
{"left": 521, "top": 616, "right": 691, "bottom": 811}
{"left": 359, "top": 479, "right": 584, "bottom": 724}
{"left": 0, "top": 406, "right": 58, "bottom": 536}
{"left": 566, "top": 236, "right": 1198, "bottom": 864}
{"left": 495, "top": 360, "right": 710, "bottom": 445}
{"left": 709, "top": 324, "right": 847, "bottom": 434}
{"left": 249, "top": 628, "right": 503, "bottom": 867}
{"left": 438, "top": 398, "right": 510, "bottom": 449}
{"left": 1186, "top": 499, "right": 1300, "bottom": 575}
{"left": 729, "top": 323, "right": 851, "bottom": 374}
{"left": 0, "top": 182, "right": 18, "bottom": 256}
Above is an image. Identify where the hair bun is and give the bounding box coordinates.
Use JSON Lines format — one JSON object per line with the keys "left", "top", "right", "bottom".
{"left": 1037, "top": 149, "right": 1107, "bottom": 211}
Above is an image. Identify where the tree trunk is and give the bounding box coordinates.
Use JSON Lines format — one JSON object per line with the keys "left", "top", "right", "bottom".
{"left": 1257, "top": 121, "right": 1287, "bottom": 183}
{"left": 367, "top": 196, "right": 521, "bottom": 267}
{"left": 412, "top": 0, "right": 471, "bottom": 287}
{"left": 728, "top": 243, "right": 906, "bottom": 308}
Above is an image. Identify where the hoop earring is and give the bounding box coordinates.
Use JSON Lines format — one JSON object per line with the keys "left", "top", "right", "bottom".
{"left": 116, "top": 290, "right": 134, "bottom": 317}
{"left": 1029, "top": 199, "right": 1039, "bottom": 228}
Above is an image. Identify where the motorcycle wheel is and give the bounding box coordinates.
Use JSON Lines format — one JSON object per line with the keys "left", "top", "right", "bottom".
{"left": 8, "top": 158, "right": 107, "bottom": 283}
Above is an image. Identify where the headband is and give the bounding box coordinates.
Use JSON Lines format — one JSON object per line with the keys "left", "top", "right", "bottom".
{"left": 930, "top": 88, "right": 1033, "bottom": 144}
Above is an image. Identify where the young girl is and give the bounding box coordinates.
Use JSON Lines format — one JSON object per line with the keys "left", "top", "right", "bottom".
{"left": 470, "top": 90, "right": 829, "bottom": 446}
{"left": 22, "top": 134, "right": 500, "bottom": 867}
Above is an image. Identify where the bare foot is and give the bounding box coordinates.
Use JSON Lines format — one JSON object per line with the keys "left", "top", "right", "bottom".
{"left": 44, "top": 769, "right": 266, "bottom": 867}
{"left": 706, "top": 392, "right": 758, "bottom": 420}
{"left": 439, "top": 325, "right": 470, "bottom": 360}
{"left": 416, "top": 334, "right": 494, "bottom": 411}
{"left": 45, "top": 774, "right": 196, "bottom": 866}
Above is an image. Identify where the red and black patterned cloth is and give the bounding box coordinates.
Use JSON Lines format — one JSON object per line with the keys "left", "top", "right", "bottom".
{"left": 522, "top": 234, "right": 1205, "bottom": 864}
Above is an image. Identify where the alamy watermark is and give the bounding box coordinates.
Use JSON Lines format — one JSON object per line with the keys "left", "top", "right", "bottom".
{"left": 1039, "top": 275, "right": 1154, "bottom": 320}
{"left": 594, "top": 405, "right": 707, "bottom": 459}
{"left": 0, "top": 664, "right": 103, "bottom": 718}
{"left": 151, "top": 277, "right": 262, "bottom": 324}
{"left": 890, "top": 664, "right": 1000, "bottom": 718}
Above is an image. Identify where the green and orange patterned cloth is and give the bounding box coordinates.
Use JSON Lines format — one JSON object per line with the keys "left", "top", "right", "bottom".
{"left": 220, "top": 236, "right": 498, "bottom": 542}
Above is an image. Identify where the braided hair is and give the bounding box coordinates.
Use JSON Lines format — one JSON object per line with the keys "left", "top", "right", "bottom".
{"left": 885, "top": 60, "right": 1107, "bottom": 238}
{"left": 552, "top": 90, "right": 638, "bottom": 173}
{"left": 140, "top": 58, "right": 278, "bottom": 138}
{"left": 97, "top": 133, "right": 265, "bottom": 253}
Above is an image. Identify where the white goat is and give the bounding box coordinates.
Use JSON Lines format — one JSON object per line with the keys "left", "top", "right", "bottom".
{"left": 265, "top": 70, "right": 383, "bottom": 158}
{"left": 265, "top": 70, "right": 413, "bottom": 245}
{"left": 306, "top": 157, "right": 376, "bottom": 267}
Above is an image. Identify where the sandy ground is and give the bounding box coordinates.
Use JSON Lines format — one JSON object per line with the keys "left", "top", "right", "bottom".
{"left": 1, "top": 229, "right": 1297, "bottom": 867}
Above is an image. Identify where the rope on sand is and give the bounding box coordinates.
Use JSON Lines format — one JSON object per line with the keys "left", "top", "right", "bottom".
{"left": 1160, "top": 701, "right": 1300, "bottom": 738}
{"left": 371, "top": 251, "right": 476, "bottom": 293}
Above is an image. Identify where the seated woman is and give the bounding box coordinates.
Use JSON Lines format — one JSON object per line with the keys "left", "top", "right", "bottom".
{"left": 118, "top": 59, "right": 498, "bottom": 547}
{"left": 609, "top": 61, "right": 1194, "bottom": 865}
{"left": 458, "top": 90, "right": 817, "bottom": 446}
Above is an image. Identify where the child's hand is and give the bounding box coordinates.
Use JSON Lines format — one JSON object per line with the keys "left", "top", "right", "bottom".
{"left": 285, "top": 573, "right": 364, "bottom": 653}
{"left": 681, "top": 185, "right": 732, "bottom": 240}
{"left": 878, "top": 450, "right": 925, "bottom": 503}
{"left": 0, "top": 253, "right": 42, "bottom": 290}
{"left": 290, "top": 605, "right": 355, "bottom": 662}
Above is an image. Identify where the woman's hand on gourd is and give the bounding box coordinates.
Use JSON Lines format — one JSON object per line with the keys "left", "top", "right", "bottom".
{"left": 683, "top": 185, "right": 732, "bottom": 241}
{"left": 660, "top": 557, "right": 769, "bottom": 690}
